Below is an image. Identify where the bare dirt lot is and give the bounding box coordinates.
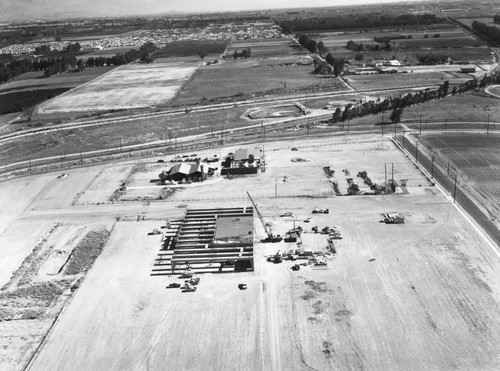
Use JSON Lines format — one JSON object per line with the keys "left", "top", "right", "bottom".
{"left": 0, "top": 134, "right": 498, "bottom": 370}
{"left": 36, "top": 62, "right": 200, "bottom": 114}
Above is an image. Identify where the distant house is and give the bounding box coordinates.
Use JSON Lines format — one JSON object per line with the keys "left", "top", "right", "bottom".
{"left": 384, "top": 59, "right": 402, "bottom": 66}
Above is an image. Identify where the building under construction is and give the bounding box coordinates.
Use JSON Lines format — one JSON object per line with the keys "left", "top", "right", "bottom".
{"left": 152, "top": 207, "right": 254, "bottom": 275}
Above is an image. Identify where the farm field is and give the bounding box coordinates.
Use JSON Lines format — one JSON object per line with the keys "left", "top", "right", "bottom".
{"left": 225, "top": 37, "right": 304, "bottom": 58}
{"left": 0, "top": 67, "right": 116, "bottom": 94}
{"left": 82, "top": 46, "right": 140, "bottom": 59}
{"left": 344, "top": 71, "right": 472, "bottom": 91}
{"left": 419, "top": 133, "right": 500, "bottom": 222}
{"left": 0, "top": 134, "right": 496, "bottom": 370}
{"left": 151, "top": 40, "right": 228, "bottom": 58}
{"left": 170, "top": 58, "right": 347, "bottom": 106}
{"left": 0, "top": 88, "right": 70, "bottom": 115}
{"left": 36, "top": 62, "right": 200, "bottom": 115}
{"left": 402, "top": 93, "right": 500, "bottom": 125}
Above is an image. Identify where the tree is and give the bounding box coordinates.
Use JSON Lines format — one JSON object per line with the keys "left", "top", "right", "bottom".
{"left": 241, "top": 47, "right": 252, "bottom": 59}
{"left": 354, "top": 53, "right": 364, "bottom": 62}
{"left": 197, "top": 49, "right": 207, "bottom": 60}
{"left": 390, "top": 107, "right": 403, "bottom": 123}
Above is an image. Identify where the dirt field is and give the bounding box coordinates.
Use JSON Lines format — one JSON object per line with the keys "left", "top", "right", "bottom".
{"left": 36, "top": 62, "right": 200, "bottom": 114}
{"left": 170, "top": 58, "right": 347, "bottom": 106}
{"left": 0, "top": 134, "right": 494, "bottom": 370}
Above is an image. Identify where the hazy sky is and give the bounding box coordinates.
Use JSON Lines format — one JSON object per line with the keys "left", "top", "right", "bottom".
{"left": 1, "top": 0, "right": 421, "bottom": 21}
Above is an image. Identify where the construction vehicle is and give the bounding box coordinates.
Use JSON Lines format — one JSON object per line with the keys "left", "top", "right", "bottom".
{"left": 186, "top": 277, "right": 200, "bottom": 285}
{"left": 273, "top": 250, "right": 283, "bottom": 264}
{"left": 261, "top": 233, "right": 282, "bottom": 243}
{"left": 166, "top": 283, "right": 181, "bottom": 289}
{"left": 314, "top": 261, "right": 328, "bottom": 266}
{"left": 182, "top": 286, "right": 197, "bottom": 293}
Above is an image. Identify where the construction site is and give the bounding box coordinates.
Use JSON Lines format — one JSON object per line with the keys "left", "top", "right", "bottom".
{"left": 2, "top": 134, "right": 500, "bottom": 371}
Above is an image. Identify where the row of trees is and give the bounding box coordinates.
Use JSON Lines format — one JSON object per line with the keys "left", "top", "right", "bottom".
{"left": 232, "top": 48, "right": 252, "bottom": 59}
{"left": 416, "top": 53, "right": 449, "bottom": 65}
{"left": 346, "top": 39, "right": 393, "bottom": 52}
{"left": 279, "top": 13, "right": 443, "bottom": 33}
{"left": 297, "top": 34, "right": 345, "bottom": 76}
{"left": 330, "top": 70, "right": 500, "bottom": 125}
{"left": 472, "top": 20, "right": 500, "bottom": 44}
{"left": 34, "top": 42, "right": 82, "bottom": 55}
{"left": 0, "top": 42, "right": 157, "bottom": 83}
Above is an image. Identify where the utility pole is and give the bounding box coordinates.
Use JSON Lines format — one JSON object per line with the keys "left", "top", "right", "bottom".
{"left": 174, "top": 136, "right": 177, "bottom": 160}
{"left": 391, "top": 163, "right": 394, "bottom": 182}
{"left": 453, "top": 175, "right": 457, "bottom": 203}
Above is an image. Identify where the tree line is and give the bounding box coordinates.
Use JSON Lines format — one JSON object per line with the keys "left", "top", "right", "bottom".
{"left": 278, "top": 13, "right": 444, "bottom": 33}
{"left": 297, "top": 34, "right": 345, "bottom": 76}
{"left": 0, "top": 42, "right": 157, "bottom": 83}
{"left": 330, "top": 70, "right": 500, "bottom": 125}
{"left": 472, "top": 20, "right": 500, "bottom": 44}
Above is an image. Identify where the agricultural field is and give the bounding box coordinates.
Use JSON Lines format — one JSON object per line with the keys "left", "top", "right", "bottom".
{"left": 170, "top": 58, "right": 347, "bottom": 106}
{"left": 344, "top": 71, "right": 472, "bottom": 91}
{"left": 402, "top": 92, "right": 500, "bottom": 125}
{"left": 0, "top": 67, "right": 116, "bottom": 94}
{"left": 151, "top": 40, "right": 228, "bottom": 59}
{"left": 36, "top": 62, "right": 200, "bottom": 115}
{"left": 82, "top": 47, "right": 140, "bottom": 59}
{"left": 311, "top": 27, "right": 491, "bottom": 64}
{"left": 419, "top": 133, "right": 500, "bottom": 222}
{"left": 0, "top": 88, "right": 70, "bottom": 114}
{"left": 225, "top": 38, "right": 304, "bottom": 58}
{"left": 1, "top": 135, "right": 498, "bottom": 370}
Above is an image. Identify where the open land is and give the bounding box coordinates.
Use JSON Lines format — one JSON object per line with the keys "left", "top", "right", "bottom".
{"left": 344, "top": 71, "right": 473, "bottom": 91}
{"left": 1, "top": 134, "right": 500, "bottom": 370}
{"left": 225, "top": 38, "right": 304, "bottom": 58}
{"left": 0, "top": 67, "right": 116, "bottom": 94}
{"left": 36, "top": 62, "right": 199, "bottom": 114}
{"left": 170, "top": 58, "right": 346, "bottom": 106}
